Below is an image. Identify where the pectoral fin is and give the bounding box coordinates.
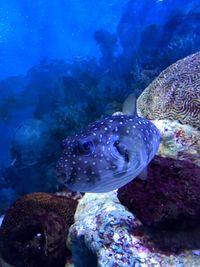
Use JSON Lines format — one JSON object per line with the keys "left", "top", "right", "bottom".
{"left": 138, "top": 167, "right": 148, "bottom": 180}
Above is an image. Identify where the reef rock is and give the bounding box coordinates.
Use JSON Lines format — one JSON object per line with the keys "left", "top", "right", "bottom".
{"left": 137, "top": 51, "right": 200, "bottom": 129}
{"left": 0, "top": 192, "right": 78, "bottom": 267}
{"left": 153, "top": 119, "right": 200, "bottom": 166}
{"left": 68, "top": 192, "right": 200, "bottom": 266}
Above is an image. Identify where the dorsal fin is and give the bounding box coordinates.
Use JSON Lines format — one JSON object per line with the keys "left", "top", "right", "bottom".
{"left": 122, "top": 93, "right": 137, "bottom": 115}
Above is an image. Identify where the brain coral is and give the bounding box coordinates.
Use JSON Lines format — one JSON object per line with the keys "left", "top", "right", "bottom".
{"left": 137, "top": 52, "right": 200, "bottom": 129}
{"left": 0, "top": 192, "right": 78, "bottom": 267}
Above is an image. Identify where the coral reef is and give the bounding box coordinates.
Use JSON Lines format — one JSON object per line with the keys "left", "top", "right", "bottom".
{"left": 153, "top": 119, "right": 200, "bottom": 166}
{"left": 94, "top": 30, "right": 117, "bottom": 67}
{"left": 137, "top": 52, "right": 200, "bottom": 129}
{"left": 68, "top": 191, "right": 200, "bottom": 266}
{"left": 68, "top": 192, "right": 141, "bottom": 266}
{"left": 1, "top": 0, "right": 200, "bottom": 216}
{"left": 0, "top": 192, "right": 78, "bottom": 267}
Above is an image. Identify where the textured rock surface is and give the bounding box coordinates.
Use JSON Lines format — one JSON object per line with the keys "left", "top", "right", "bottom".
{"left": 153, "top": 119, "right": 200, "bottom": 166}
{"left": 0, "top": 192, "right": 78, "bottom": 267}
{"left": 137, "top": 52, "right": 200, "bottom": 129}
{"left": 68, "top": 192, "right": 200, "bottom": 266}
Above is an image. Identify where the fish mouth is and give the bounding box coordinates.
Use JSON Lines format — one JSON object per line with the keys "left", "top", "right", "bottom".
{"left": 57, "top": 171, "right": 68, "bottom": 185}
{"left": 57, "top": 165, "right": 78, "bottom": 186}
{"left": 113, "top": 140, "right": 130, "bottom": 162}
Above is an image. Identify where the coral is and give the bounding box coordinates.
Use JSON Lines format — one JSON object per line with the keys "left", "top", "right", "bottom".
{"left": 68, "top": 191, "right": 200, "bottom": 266}
{"left": 153, "top": 119, "right": 200, "bottom": 166}
{"left": 137, "top": 51, "right": 200, "bottom": 129}
{"left": 117, "top": 155, "right": 200, "bottom": 225}
{"left": 2, "top": 118, "right": 60, "bottom": 195}
{"left": 94, "top": 29, "right": 117, "bottom": 67}
{"left": 11, "top": 119, "right": 54, "bottom": 166}
{"left": 0, "top": 192, "right": 78, "bottom": 267}
{"left": 137, "top": 10, "right": 200, "bottom": 70}
{"left": 117, "top": 156, "right": 200, "bottom": 252}
{"left": 68, "top": 191, "right": 141, "bottom": 266}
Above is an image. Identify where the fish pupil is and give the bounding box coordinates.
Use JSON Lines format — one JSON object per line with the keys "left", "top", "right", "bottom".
{"left": 77, "top": 141, "right": 94, "bottom": 155}
{"left": 82, "top": 142, "right": 90, "bottom": 151}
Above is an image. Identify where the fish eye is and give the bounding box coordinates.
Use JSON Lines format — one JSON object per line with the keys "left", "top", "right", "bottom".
{"left": 78, "top": 141, "right": 94, "bottom": 155}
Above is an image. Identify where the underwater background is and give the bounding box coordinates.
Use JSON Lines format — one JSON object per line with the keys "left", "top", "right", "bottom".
{"left": 0, "top": 0, "right": 200, "bottom": 266}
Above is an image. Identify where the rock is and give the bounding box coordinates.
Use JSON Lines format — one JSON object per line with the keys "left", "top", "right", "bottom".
{"left": 67, "top": 192, "right": 200, "bottom": 266}
{"left": 153, "top": 119, "right": 200, "bottom": 166}
{"left": 68, "top": 192, "right": 138, "bottom": 266}
{"left": 137, "top": 52, "right": 200, "bottom": 129}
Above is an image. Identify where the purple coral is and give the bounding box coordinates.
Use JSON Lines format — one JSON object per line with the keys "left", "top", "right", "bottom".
{"left": 117, "top": 156, "right": 200, "bottom": 226}
{"left": 117, "top": 156, "right": 200, "bottom": 252}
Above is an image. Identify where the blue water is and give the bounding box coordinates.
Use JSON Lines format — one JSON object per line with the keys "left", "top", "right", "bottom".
{"left": 0, "top": 0, "right": 200, "bottom": 211}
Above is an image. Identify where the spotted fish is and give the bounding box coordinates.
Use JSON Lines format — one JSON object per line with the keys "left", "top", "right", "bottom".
{"left": 57, "top": 99, "right": 161, "bottom": 192}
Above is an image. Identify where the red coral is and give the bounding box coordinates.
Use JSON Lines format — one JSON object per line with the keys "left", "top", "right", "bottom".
{"left": 0, "top": 192, "right": 78, "bottom": 267}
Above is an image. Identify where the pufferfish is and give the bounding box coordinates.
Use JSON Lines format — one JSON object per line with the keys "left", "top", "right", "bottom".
{"left": 57, "top": 94, "right": 161, "bottom": 193}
